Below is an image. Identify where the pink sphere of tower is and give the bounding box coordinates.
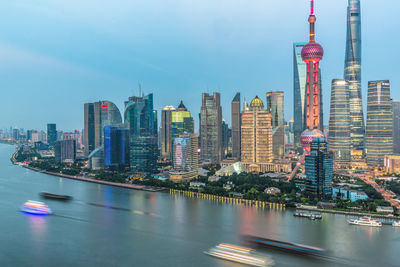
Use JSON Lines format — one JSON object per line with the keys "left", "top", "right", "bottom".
{"left": 300, "top": 129, "right": 325, "bottom": 152}
{"left": 301, "top": 42, "right": 324, "bottom": 62}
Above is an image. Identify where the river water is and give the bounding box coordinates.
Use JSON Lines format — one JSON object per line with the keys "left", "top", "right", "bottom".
{"left": 0, "top": 144, "right": 399, "bottom": 267}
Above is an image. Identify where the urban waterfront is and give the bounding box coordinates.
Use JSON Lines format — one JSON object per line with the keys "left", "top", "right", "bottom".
{"left": 1, "top": 144, "right": 399, "bottom": 267}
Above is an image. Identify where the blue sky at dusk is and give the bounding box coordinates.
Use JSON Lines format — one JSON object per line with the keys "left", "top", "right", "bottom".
{"left": 1, "top": 0, "right": 399, "bottom": 131}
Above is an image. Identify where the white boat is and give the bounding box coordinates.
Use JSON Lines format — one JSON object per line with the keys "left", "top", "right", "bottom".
{"left": 393, "top": 221, "right": 400, "bottom": 227}
{"left": 205, "top": 243, "right": 274, "bottom": 267}
{"left": 20, "top": 200, "right": 52, "bottom": 215}
{"left": 347, "top": 217, "right": 382, "bottom": 227}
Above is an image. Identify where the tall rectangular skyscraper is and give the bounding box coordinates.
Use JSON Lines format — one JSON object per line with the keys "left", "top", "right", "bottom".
{"left": 392, "top": 101, "right": 400, "bottom": 154}
{"left": 344, "top": 0, "right": 365, "bottom": 159}
{"left": 47, "top": 123, "right": 57, "bottom": 147}
{"left": 328, "top": 79, "right": 351, "bottom": 164}
{"left": 200, "top": 92, "right": 222, "bottom": 164}
{"left": 160, "top": 105, "right": 175, "bottom": 160}
{"left": 293, "top": 42, "right": 307, "bottom": 149}
{"left": 266, "top": 91, "right": 284, "bottom": 128}
{"left": 231, "top": 93, "right": 241, "bottom": 159}
{"left": 366, "top": 81, "right": 393, "bottom": 167}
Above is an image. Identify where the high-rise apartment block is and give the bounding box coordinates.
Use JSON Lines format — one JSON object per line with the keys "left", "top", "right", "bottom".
{"left": 200, "top": 92, "right": 222, "bottom": 164}
{"left": 55, "top": 139, "right": 76, "bottom": 163}
{"left": 366, "top": 81, "right": 393, "bottom": 167}
{"left": 392, "top": 101, "right": 400, "bottom": 154}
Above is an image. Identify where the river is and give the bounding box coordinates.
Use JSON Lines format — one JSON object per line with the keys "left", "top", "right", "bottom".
{"left": 0, "top": 144, "right": 399, "bottom": 267}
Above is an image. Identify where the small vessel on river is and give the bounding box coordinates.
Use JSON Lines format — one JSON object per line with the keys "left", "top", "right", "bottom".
{"left": 40, "top": 192, "right": 72, "bottom": 201}
{"left": 393, "top": 221, "right": 400, "bottom": 227}
{"left": 20, "top": 200, "right": 52, "bottom": 215}
{"left": 347, "top": 217, "right": 382, "bottom": 227}
{"left": 293, "top": 211, "right": 322, "bottom": 220}
{"left": 205, "top": 243, "right": 274, "bottom": 266}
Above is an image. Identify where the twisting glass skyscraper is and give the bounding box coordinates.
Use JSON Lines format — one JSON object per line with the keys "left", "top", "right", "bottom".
{"left": 328, "top": 79, "right": 351, "bottom": 164}
{"left": 344, "top": 0, "right": 364, "bottom": 159}
{"left": 366, "top": 81, "right": 393, "bottom": 167}
{"left": 300, "top": 0, "right": 325, "bottom": 152}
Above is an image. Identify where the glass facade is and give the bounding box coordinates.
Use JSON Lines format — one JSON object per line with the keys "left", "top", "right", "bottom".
{"left": 328, "top": 79, "right": 351, "bottom": 163}
{"left": 344, "top": 0, "right": 365, "bottom": 158}
{"left": 47, "top": 123, "right": 57, "bottom": 147}
{"left": 366, "top": 81, "right": 393, "bottom": 167}
{"left": 124, "top": 93, "right": 158, "bottom": 173}
{"left": 160, "top": 106, "right": 175, "bottom": 160}
{"left": 266, "top": 91, "right": 284, "bottom": 128}
{"left": 231, "top": 93, "right": 241, "bottom": 159}
{"left": 200, "top": 93, "right": 222, "bottom": 163}
{"left": 392, "top": 101, "right": 400, "bottom": 154}
{"left": 305, "top": 138, "right": 333, "bottom": 198}
{"left": 104, "top": 126, "right": 130, "bottom": 170}
{"left": 293, "top": 42, "right": 307, "bottom": 149}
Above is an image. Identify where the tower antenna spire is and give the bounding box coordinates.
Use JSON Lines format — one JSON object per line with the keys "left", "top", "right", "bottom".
{"left": 308, "top": 0, "right": 316, "bottom": 43}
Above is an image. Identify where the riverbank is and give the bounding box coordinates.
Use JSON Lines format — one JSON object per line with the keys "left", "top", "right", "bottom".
{"left": 19, "top": 163, "right": 167, "bottom": 192}
{"left": 297, "top": 205, "right": 399, "bottom": 219}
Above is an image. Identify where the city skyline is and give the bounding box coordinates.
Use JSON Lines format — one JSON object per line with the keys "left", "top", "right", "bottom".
{"left": 1, "top": 0, "right": 399, "bottom": 130}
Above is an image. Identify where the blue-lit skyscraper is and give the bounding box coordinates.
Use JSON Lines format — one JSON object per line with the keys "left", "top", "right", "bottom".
{"left": 344, "top": 0, "right": 365, "bottom": 159}
{"left": 293, "top": 42, "right": 307, "bottom": 149}
{"left": 104, "top": 126, "right": 130, "bottom": 171}
{"left": 124, "top": 93, "right": 158, "bottom": 173}
{"left": 305, "top": 137, "right": 333, "bottom": 199}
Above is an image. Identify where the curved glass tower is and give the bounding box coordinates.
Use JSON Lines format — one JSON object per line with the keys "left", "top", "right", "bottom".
{"left": 344, "top": 0, "right": 364, "bottom": 159}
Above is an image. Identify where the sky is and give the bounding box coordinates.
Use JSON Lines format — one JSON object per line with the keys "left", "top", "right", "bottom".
{"left": 1, "top": 0, "right": 399, "bottom": 132}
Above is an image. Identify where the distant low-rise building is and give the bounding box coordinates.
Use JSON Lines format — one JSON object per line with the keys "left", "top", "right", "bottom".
{"left": 376, "top": 206, "right": 394, "bottom": 214}
{"left": 264, "top": 187, "right": 281, "bottom": 195}
{"left": 332, "top": 187, "right": 368, "bottom": 202}
{"left": 384, "top": 155, "right": 400, "bottom": 173}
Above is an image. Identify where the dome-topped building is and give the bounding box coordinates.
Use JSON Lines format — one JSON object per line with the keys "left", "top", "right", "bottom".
{"left": 250, "top": 96, "right": 264, "bottom": 110}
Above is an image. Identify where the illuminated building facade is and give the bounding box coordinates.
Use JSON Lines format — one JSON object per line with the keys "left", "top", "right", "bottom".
{"left": 328, "top": 79, "right": 351, "bottom": 163}
{"left": 366, "top": 81, "right": 393, "bottom": 167}
{"left": 392, "top": 101, "right": 400, "bottom": 154}
{"left": 300, "top": 0, "right": 325, "bottom": 152}
{"left": 231, "top": 93, "right": 241, "bottom": 159}
{"left": 124, "top": 93, "right": 158, "bottom": 173}
{"left": 305, "top": 137, "right": 333, "bottom": 198}
{"left": 384, "top": 155, "right": 400, "bottom": 174}
{"left": 344, "top": 0, "right": 365, "bottom": 159}
{"left": 172, "top": 101, "right": 194, "bottom": 138}
{"left": 267, "top": 91, "right": 285, "bottom": 159}
{"left": 104, "top": 126, "right": 130, "bottom": 171}
{"left": 200, "top": 92, "right": 222, "bottom": 163}
{"left": 293, "top": 42, "right": 307, "bottom": 149}
{"left": 170, "top": 134, "right": 198, "bottom": 182}
{"left": 241, "top": 96, "right": 273, "bottom": 172}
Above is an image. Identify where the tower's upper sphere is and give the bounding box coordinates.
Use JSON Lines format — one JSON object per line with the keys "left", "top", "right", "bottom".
{"left": 308, "top": 15, "right": 316, "bottom": 23}
{"left": 301, "top": 42, "right": 324, "bottom": 62}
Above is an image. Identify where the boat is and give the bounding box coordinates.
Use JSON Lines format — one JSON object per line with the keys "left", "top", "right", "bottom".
{"left": 347, "top": 217, "right": 382, "bottom": 227}
{"left": 20, "top": 200, "right": 52, "bottom": 215}
{"left": 243, "top": 235, "right": 327, "bottom": 257}
{"left": 40, "top": 192, "right": 72, "bottom": 201}
{"left": 294, "top": 211, "right": 322, "bottom": 220}
{"left": 204, "top": 243, "right": 274, "bottom": 266}
{"left": 393, "top": 221, "right": 400, "bottom": 227}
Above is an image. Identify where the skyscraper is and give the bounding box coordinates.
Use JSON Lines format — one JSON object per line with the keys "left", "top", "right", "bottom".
{"left": 55, "top": 139, "right": 76, "bottom": 163}
{"left": 200, "top": 92, "right": 222, "bottom": 163}
{"left": 104, "top": 126, "right": 130, "bottom": 171}
{"left": 300, "top": 0, "right": 325, "bottom": 152}
{"left": 267, "top": 91, "right": 285, "bottom": 159}
{"left": 305, "top": 137, "right": 333, "bottom": 199}
{"left": 266, "top": 91, "right": 284, "bottom": 128}
{"left": 84, "top": 101, "right": 122, "bottom": 156}
{"left": 170, "top": 134, "right": 199, "bottom": 181}
{"left": 293, "top": 42, "right": 308, "bottom": 150}
{"left": 160, "top": 105, "right": 175, "bottom": 160}
{"left": 392, "top": 101, "right": 400, "bottom": 154}
{"left": 344, "top": 0, "right": 364, "bottom": 159}
{"left": 231, "top": 93, "right": 241, "bottom": 159}
{"left": 172, "top": 101, "right": 194, "bottom": 137}
{"left": 366, "top": 81, "right": 393, "bottom": 167}
{"left": 124, "top": 93, "right": 158, "bottom": 173}
{"left": 47, "top": 123, "right": 57, "bottom": 147}
{"left": 328, "top": 79, "right": 351, "bottom": 164}
{"left": 241, "top": 96, "right": 273, "bottom": 172}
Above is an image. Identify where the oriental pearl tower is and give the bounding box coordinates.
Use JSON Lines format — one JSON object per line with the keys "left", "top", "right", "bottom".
{"left": 300, "top": 0, "right": 325, "bottom": 152}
